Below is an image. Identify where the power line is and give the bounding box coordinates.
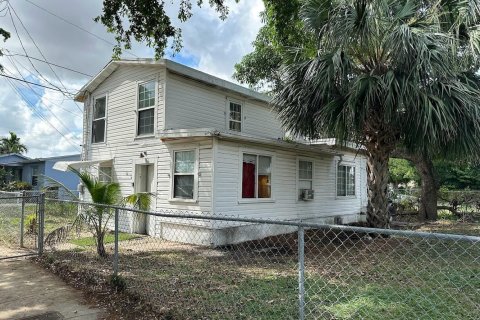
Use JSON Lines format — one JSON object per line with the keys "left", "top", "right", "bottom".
{"left": 6, "top": 5, "right": 74, "bottom": 96}
{"left": 0, "top": 73, "right": 75, "bottom": 95}
{"left": 3, "top": 60, "right": 81, "bottom": 118}
{"left": 24, "top": 0, "right": 140, "bottom": 58}
{"left": 4, "top": 51, "right": 93, "bottom": 77}
{"left": 5, "top": 54, "right": 83, "bottom": 113}
{"left": 8, "top": 2, "right": 83, "bottom": 111}
{"left": 3, "top": 77, "right": 81, "bottom": 151}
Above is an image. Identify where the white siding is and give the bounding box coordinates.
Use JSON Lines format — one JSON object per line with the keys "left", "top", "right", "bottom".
{"left": 165, "top": 72, "right": 285, "bottom": 139}
{"left": 81, "top": 63, "right": 368, "bottom": 244}
{"left": 213, "top": 139, "right": 367, "bottom": 222}
{"left": 84, "top": 65, "right": 213, "bottom": 217}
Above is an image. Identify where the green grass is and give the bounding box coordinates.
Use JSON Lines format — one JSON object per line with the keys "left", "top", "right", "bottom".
{"left": 44, "top": 224, "right": 480, "bottom": 320}
{"left": 69, "top": 232, "right": 142, "bottom": 247}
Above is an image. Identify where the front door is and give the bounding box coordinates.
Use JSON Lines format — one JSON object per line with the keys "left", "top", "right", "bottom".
{"left": 133, "top": 163, "right": 154, "bottom": 234}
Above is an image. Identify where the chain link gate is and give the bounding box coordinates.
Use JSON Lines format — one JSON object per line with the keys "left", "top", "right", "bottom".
{"left": 0, "top": 192, "right": 45, "bottom": 260}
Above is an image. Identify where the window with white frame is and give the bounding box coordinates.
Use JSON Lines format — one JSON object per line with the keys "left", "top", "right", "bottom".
{"left": 137, "top": 81, "right": 156, "bottom": 136}
{"left": 92, "top": 96, "right": 106, "bottom": 143}
{"left": 31, "top": 166, "right": 39, "bottom": 186}
{"left": 242, "top": 153, "right": 272, "bottom": 199}
{"left": 228, "top": 101, "right": 242, "bottom": 132}
{"left": 173, "top": 150, "right": 196, "bottom": 199}
{"left": 337, "top": 164, "right": 356, "bottom": 197}
{"left": 98, "top": 166, "right": 112, "bottom": 183}
{"left": 298, "top": 160, "right": 313, "bottom": 199}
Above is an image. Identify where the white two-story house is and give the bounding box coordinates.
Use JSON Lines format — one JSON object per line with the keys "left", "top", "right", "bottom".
{"left": 59, "top": 59, "right": 368, "bottom": 245}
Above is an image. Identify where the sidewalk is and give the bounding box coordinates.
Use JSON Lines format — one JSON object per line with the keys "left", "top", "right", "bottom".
{"left": 0, "top": 257, "right": 105, "bottom": 320}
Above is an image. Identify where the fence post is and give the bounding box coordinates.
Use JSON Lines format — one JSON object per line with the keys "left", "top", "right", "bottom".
{"left": 20, "top": 190, "right": 26, "bottom": 247}
{"left": 37, "top": 193, "right": 45, "bottom": 255}
{"left": 114, "top": 208, "right": 119, "bottom": 276}
{"left": 298, "top": 226, "right": 305, "bottom": 320}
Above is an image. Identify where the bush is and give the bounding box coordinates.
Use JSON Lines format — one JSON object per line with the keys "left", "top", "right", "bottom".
{"left": 2, "top": 181, "right": 33, "bottom": 191}
{"left": 25, "top": 213, "right": 37, "bottom": 234}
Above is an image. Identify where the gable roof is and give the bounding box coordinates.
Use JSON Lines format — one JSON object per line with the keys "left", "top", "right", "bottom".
{"left": 21, "top": 154, "right": 81, "bottom": 164}
{"left": 74, "top": 59, "right": 271, "bottom": 104}
{"left": 0, "top": 153, "right": 30, "bottom": 160}
{"left": 0, "top": 153, "right": 30, "bottom": 166}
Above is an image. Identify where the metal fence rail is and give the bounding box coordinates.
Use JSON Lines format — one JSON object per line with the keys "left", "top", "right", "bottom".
{"left": 8, "top": 196, "right": 480, "bottom": 319}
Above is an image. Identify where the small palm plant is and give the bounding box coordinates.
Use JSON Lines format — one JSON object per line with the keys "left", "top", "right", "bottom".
{"left": 44, "top": 168, "right": 151, "bottom": 258}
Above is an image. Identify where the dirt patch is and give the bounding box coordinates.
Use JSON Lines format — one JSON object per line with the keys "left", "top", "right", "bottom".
{"left": 35, "top": 256, "right": 162, "bottom": 320}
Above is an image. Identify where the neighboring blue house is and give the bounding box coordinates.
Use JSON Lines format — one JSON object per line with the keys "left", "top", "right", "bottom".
{"left": 0, "top": 153, "right": 80, "bottom": 191}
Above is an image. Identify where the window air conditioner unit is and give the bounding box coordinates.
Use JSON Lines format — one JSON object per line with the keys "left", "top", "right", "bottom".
{"left": 301, "top": 189, "right": 314, "bottom": 201}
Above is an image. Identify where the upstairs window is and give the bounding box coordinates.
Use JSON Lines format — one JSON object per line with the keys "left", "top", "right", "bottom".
{"left": 242, "top": 153, "right": 272, "bottom": 199}
{"left": 137, "top": 81, "right": 156, "bottom": 136}
{"left": 92, "top": 96, "right": 106, "bottom": 143}
{"left": 298, "top": 160, "right": 313, "bottom": 199}
{"left": 229, "top": 101, "right": 242, "bottom": 132}
{"left": 337, "top": 164, "right": 356, "bottom": 197}
{"left": 173, "top": 150, "right": 196, "bottom": 199}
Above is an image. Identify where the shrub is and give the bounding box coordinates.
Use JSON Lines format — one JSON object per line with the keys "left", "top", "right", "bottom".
{"left": 2, "top": 181, "right": 33, "bottom": 191}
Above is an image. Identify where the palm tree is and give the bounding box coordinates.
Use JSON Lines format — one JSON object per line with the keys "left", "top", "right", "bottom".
{"left": 75, "top": 169, "right": 121, "bottom": 257}
{"left": 45, "top": 169, "right": 151, "bottom": 257}
{"left": 273, "top": 0, "right": 480, "bottom": 228}
{"left": 0, "top": 132, "right": 28, "bottom": 154}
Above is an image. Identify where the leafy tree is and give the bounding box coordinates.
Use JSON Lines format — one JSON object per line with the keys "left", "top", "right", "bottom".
{"left": 389, "top": 158, "right": 419, "bottom": 187}
{"left": 234, "top": 0, "right": 306, "bottom": 92}
{"left": 0, "top": 26, "right": 10, "bottom": 71}
{"left": 434, "top": 160, "right": 480, "bottom": 190}
{"left": 269, "top": 0, "right": 480, "bottom": 228}
{"left": 96, "top": 0, "right": 237, "bottom": 58}
{"left": 0, "top": 131, "right": 28, "bottom": 154}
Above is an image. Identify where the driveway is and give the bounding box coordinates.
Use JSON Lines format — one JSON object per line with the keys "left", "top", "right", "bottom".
{"left": 0, "top": 257, "right": 105, "bottom": 320}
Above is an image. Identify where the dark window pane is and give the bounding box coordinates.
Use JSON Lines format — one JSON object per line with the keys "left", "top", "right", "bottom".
{"left": 94, "top": 97, "right": 106, "bottom": 119}
{"left": 229, "top": 121, "right": 241, "bottom": 132}
{"left": 337, "top": 165, "right": 346, "bottom": 196}
{"left": 138, "top": 109, "right": 154, "bottom": 135}
{"left": 174, "top": 175, "right": 194, "bottom": 199}
{"left": 92, "top": 119, "right": 105, "bottom": 143}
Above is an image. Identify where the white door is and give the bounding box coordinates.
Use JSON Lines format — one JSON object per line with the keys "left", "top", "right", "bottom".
{"left": 133, "top": 163, "right": 155, "bottom": 234}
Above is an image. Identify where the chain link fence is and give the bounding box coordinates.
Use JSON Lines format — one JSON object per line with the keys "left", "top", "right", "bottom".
{"left": 0, "top": 191, "right": 42, "bottom": 253}
{"left": 34, "top": 197, "right": 480, "bottom": 319}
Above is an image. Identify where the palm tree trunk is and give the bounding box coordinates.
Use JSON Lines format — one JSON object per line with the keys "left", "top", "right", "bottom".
{"left": 97, "top": 232, "right": 107, "bottom": 257}
{"left": 364, "top": 121, "right": 396, "bottom": 229}
{"left": 366, "top": 148, "right": 391, "bottom": 228}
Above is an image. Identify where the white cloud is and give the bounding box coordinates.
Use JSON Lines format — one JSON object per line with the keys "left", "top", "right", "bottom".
{"left": 0, "top": 0, "right": 264, "bottom": 158}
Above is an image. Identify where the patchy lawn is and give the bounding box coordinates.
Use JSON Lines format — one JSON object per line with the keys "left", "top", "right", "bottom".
{"left": 39, "top": 222, "right": 480, "bottom": 320}
{"left": 69, "top": 232, "right": 142, "bottom": 247}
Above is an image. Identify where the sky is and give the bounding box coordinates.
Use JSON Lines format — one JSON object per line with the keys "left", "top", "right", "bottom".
{"left": 0, "top": 0, "right": 264, "bottom": 158}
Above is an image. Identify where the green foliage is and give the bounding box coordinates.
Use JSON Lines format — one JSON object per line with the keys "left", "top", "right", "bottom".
{"left": 124, "top": 192, "right": 152, "bottom": 211}
{"left": 95, "top": 0, "right": 236, "bottom": 59}
{"left": 1, "top": 181, "right": 33, "bottom": 191}
{"left": 25, "top": 213, "right": 37, "bottom": 235}
{"left": 434, "top": 160, "right": 480, "bottom": 190}
{"left": 389, "top": 158, "right": 419, "bottom": 186}
{"left": 234, "top": 0, "right": 312, "bottom": 91}
{"left": 0, "top": 27, "right": 10, "bottom": 71}
{"left": 0, "top": 131, "right": 28, "bottom": 154}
